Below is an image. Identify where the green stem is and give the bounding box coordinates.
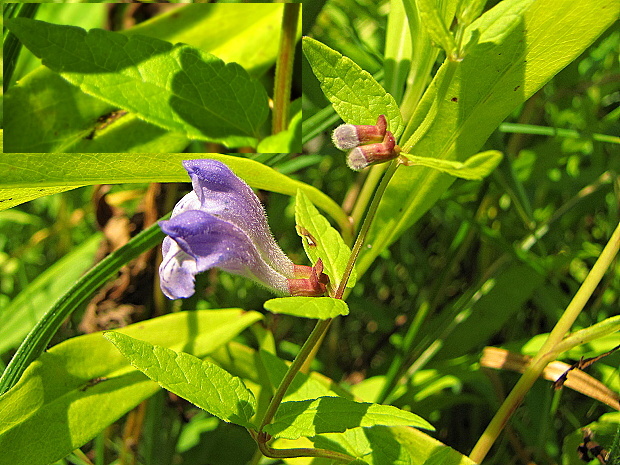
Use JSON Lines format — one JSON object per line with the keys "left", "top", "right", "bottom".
{"left": 469, "top": 220, "right": 620, "bottom": 463}
{"left": 258, "top": 318, "right": 333, "bottom": 432}
{"left": 335, "top": 160, "right": 400, "bottom": 300}
{"left": 257, "top": 441, "right": 355, "bottom": 463}
{"left": 272, "top": 3, "right": 300, "bottom": 135}
{"left": 350, "top": 164, "right": 386, "bottom": 234}
{"left": 553, "top": 315, "right": 620, "bottom": 355}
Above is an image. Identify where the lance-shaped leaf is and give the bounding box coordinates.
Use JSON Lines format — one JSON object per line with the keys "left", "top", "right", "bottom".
{"left": 402, "top": 150, "right": 503, "bottom": 180}
{"left": 295, "top": 190, "right": 356, "bottom": 291}
{"left": 0, "top": 154, "right": 349, "bottom": 234}
{"left": 5, "top": 18, "right": 268, "bottom": 148}
{"left": 263, "top": 396, "right": 433, "bottom": 440}
{"left": 264, "top": 296, "right": 349, "bottom": 319}
{"left": 105, "top": 332, "right": 257, "bottom": 429}
{"left": 303, "top": 37, "right": 403, "bottom": 139}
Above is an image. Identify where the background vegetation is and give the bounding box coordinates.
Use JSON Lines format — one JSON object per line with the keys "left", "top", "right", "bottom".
{"left": 1, "top": 1, "right": 619, "bottom": 464}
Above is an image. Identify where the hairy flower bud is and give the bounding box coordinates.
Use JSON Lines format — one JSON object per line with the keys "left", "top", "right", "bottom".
{"left": 332, "top": 115, "right": 387, "bottom": 150}
{"left": 346, "top": 130, "right": 400, "bottom": 171}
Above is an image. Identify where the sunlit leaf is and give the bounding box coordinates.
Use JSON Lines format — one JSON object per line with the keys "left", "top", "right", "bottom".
{"left": 0, "top": 309, "right": 262, "bottom": 465}
{"left": 402, "top": 150, "right": 502, "bottom": 180}
{"left": 0, "top": 154, "right": 349, "bottom": 232}
{"left": 264, "top": 296, "right": 349, "bottom": 319}
{"left": 415, "top": 0, "right": 457, "bottom": 58}
{"left": 105, "top": 332, "right": 257, "bottom": 429}
{"left": 302, "top": 37, "right": 403, "bottom": 139}
{"left": 295, "top": 190, "right": 355, "bottom": 291}
{"left": 358, "top": 0, "right": 619, "bottom": 274}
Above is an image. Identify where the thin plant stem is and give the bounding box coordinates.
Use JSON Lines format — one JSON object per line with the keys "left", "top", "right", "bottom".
{"left": 272, "top": 3, "right": 300, "bottom": 135}
{"left": 258, "top": 318, "right": 333, "bottom": 432}
{"left": 469, "top": 220, "right": 620, "bottom": 463}
{"left": 256, "top": 440, "right": 355, "bottom": 463}
{"left": 335, "top": 160, "right": 400, "bottom": 300}
{"left": 350, "top": 164, "right": 387, "bottom": 234}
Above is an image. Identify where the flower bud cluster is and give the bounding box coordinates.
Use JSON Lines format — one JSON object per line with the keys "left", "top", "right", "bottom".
{"left": 331, "top": 115, "right": 400, "bottom": 171}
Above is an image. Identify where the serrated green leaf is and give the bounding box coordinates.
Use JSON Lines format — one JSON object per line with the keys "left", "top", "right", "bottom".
{"left": 264, "top": 297, "right": 349, "bottom": 319}
{"left": 0, "top": 233, "right": 102, "bottom": 354}
{"left": 105, "top": 332, "right": 257, "bottom": 429}
{"left": 264, "top": 396, "right": 433, "bottom": 440}
{"left": 357, "top": 0, "right": 619, "bottom": 274}
{"left": 302, "top": 37, "right": 403, "bottom": 139}
{"left": 0, "top": 309, "right": 262, "bottom": 465}
{"left": 0, "top": 154, "right": 348, "bottom": 232}
{"left": 402, "top": 150, "right": 502, "bottom": 180}
{"left": 313, "top": 426, "right": 476, "bottom": 465}
{"left": 5, "top": 18, "right": 268, "bottom": 148}
{"left": 295, "top": 189, "right": 355, "bottom": 291}
{"left": 415, "top": 0, "right": 458, "bottom": 58}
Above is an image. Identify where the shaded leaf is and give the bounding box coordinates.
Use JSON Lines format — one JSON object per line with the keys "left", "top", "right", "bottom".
{"left": 5, "top": 18, "right": 268, "bottom": 147}
{"left": 264, "top": 396, "right": 433, "bottom": 439}
{"left": 105, "top": 332, "right": 257, "bottom": 429}
{"left": 302, "top": 37, "right": 403, "bottom": 139}
{"left": 264, "top": 296, "right": 349, "bottom": 319}
{"left": 436, "top": 264, "right": 544, "bottom": 359}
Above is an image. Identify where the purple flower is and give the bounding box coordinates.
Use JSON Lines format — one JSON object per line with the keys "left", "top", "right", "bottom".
{"left": 159, "top": 159, "right": 327, "bottom": 299}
